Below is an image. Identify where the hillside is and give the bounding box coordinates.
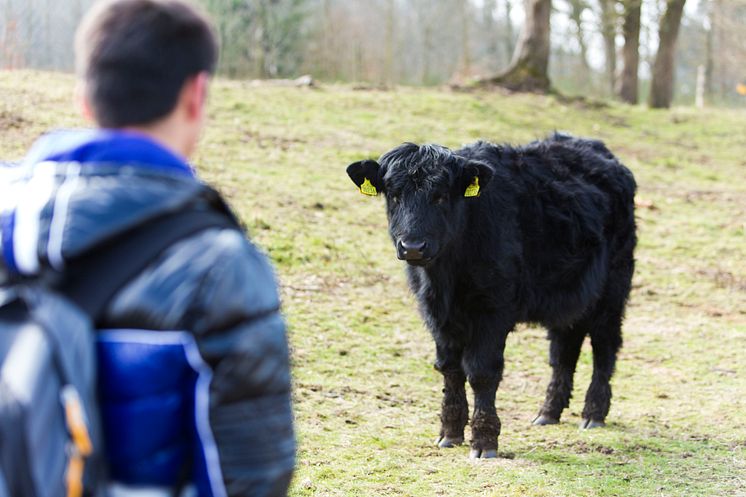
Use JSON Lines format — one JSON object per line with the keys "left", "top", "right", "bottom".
{"left": 1, "top": 70, "right": 745, "bottom": 496}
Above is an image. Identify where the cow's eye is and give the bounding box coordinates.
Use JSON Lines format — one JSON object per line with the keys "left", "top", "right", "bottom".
{"left": 433, "top": 194, "right": 448, "bottom": 205}
{"left": 390, "top": 195, "right": 399, "bottom": 204}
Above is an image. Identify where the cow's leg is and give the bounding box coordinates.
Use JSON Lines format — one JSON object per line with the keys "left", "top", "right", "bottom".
{"left": 581, "top": 317, "right": 622, "bottom": 429}
{"left": 580, "top": 275, "right": 629, "bottom": 428}
{"left": 533, "top": 327, "right": 586, "bottom": 425}
{"left": 580, "top": 262, "right": 631, "bottom": 429}
{"left": 434, "top": 342, "right": 468, "bottom": 448}
{"left": 462, "top": 323, "right": 509, "bottom": 459}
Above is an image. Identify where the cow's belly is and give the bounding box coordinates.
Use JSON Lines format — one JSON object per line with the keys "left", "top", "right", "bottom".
{"left": 521, "top": 247, "right": 609, "bottom": 328}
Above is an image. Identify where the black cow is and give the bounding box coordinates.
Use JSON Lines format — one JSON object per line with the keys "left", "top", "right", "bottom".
{"left": 346, "top": 133, "right": 636, "bottom": 458}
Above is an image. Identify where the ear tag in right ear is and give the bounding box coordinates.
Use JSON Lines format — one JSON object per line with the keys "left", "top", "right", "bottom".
{"left": 360, "top": 177, "right": 378, "bottom": 196}
{"left": 464, "top": 176, "right": 480, "bottom": 197}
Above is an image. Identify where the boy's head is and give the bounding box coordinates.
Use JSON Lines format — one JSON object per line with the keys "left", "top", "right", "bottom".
{"left": 75, "top": 0, "right": 218, "bottom": 157}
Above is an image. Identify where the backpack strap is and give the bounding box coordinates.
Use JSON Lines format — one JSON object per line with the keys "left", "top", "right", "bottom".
{"left": 58, "top": 193, "right": 240, "bottom": 320}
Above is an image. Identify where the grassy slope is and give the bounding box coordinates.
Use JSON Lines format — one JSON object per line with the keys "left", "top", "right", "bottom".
{"left": 1, "top": 71, "right": 744, "bottom": 497}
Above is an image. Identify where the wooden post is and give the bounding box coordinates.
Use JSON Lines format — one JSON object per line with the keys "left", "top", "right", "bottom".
{"left": 695, "top": 65, "right": 705, "bottom": 108}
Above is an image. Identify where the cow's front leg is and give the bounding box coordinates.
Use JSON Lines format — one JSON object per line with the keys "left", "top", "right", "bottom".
{"left": 434, "top": 342, "right": 468, "bottom": 448}
{"left": 463, "top": 323, "right": 509, "bottom": 459}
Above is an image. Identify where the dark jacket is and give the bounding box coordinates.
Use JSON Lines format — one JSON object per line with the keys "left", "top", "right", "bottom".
{"left": 0, "top": 130, "right": 295, "bottom": 497}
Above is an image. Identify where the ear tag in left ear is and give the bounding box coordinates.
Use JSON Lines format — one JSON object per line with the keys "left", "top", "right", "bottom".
{"left": 360, "top": 177, "right": 378, "bottom": 196}
{"left": 464, "top": 176, "right": 480, "bottom": 197}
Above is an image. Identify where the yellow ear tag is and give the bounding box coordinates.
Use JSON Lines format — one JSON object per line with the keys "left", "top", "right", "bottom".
{"left": 360, "top": 177, "right": 378, "bottom": 196}
{"left": 464, "top": 176, "right": 480, "bottom": 197}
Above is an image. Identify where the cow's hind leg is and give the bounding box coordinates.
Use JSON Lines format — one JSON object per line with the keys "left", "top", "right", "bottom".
{"left": 534, "top": 326, "right": 586, "bottom": 425}
{"left": 581, "top": 297, "right": 625, "bottom": 429}
{"left": 463, "top": 325, "right": 509, "bottom": 459}
{"left": 580, "top": 234, "right": 634, "bottom": 428}
{"left": 581, "top": 318, "right": 622, "bottom": 428}
{"left": 434, "top": 342, "right": 468, "bottom": 448}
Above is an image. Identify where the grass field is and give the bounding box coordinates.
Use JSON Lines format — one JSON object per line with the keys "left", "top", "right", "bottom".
{"left": 1, "top": 70, "right": 745, "bottom": 497}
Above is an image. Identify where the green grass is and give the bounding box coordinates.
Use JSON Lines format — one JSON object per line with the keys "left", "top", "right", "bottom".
{"left": 1, "top": 70, "right": 745, "bottom": 497}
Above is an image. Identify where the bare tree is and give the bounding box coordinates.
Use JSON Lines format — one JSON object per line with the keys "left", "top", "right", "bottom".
{"left": 649, "top": 0, "right": 687, "bottom": 108}
{"left": 254, "top": 1, "right": 271, "bottom": 77}
{"left": 714, "top": 0, "right": 727, "bottom": 96}
{"left": 0, "top": 0, "right": 94, "bottom": 70}
{"left": 617, "top": 0, "right": 641, "bottom": 103}
{"left": 567, "top": 0, "right": 591, "bottom": 73}
{"left": 319, "top": 0, "right": 333, "bottom": 78}
{"left": 9, "top": 0, "right": 744, "bottom": 103}
{"left": 598, "top": 0, "right": 617, "bottom": 94}
{"left": 480, "top": 0, "right": 501, "bottom": 70}
{"left": 413, "top": 0, "right": 437, "bottom": 84}
{"left": 503, "top": 0, "right": 515, "bottom": 60}
{"left": 459, "top": 0, "right": 472, "bottom": 75}
{"left": 477, "top": 0, "right": 553, "bottom": 92}
{"left": 704, "top": 0, "right": 746, "bottom": 104}
{"left": 704, "top": 0, "right": 714, "bottom": 99}
{"left": 384, "top": 0, "right": 396, "bottom": 84}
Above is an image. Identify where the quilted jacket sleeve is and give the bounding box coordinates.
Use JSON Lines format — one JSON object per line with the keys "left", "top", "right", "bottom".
{"left": 188, "top": 230, "right": 295, "bottom": 497}
{"left": 103, "top": 227, "right": 295, "bottom": 497}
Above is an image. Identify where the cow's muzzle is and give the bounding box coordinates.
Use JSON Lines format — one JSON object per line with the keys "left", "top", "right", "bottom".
{"left": 397, "top": 239, "right": 430, "bottom": 265}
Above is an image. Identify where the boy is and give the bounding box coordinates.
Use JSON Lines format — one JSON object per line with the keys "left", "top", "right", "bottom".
{"left": 0, "top": 1, "right": 294, "bottom": 495}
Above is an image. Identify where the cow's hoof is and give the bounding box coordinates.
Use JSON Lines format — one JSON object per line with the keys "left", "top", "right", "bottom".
{"left": 469, "top": 448, "right": 498, "bottom": 459}
{"left": 580, "top": 418, "right": 605, "bottom": 429}
{"left": 436, "top": 435, "right": 464, "bottom": 448}
{"left": 532, "top": 414, "right": 559, "bottom": 426}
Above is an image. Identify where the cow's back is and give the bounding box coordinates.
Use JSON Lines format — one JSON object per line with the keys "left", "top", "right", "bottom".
{"left": 456, "top": 136, "right": 636, "bottom": 326}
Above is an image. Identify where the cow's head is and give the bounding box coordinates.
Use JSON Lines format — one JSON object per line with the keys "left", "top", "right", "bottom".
{"left": 346, "top": 143, "right": 494, "bottom": 267}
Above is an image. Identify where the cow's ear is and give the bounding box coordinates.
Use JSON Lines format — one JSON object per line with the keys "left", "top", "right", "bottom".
{"left": 459, "top": 160, "right": 494, "bottom": 198}
{"left": 346, "top": 160, "right": 384, "bottom": 196}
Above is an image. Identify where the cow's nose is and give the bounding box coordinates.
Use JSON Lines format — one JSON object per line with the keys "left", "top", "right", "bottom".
{"left": 398, "top": 240, "right": 427, "bottom": 260}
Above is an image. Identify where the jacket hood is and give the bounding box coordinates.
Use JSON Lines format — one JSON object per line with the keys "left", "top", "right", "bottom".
{"left": 1, "top": 129, "right": 206, "bottom": 279}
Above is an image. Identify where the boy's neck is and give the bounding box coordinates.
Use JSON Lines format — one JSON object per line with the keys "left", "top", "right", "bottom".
{"left": 121, "top": 114, "right": 194, "bottom": 160}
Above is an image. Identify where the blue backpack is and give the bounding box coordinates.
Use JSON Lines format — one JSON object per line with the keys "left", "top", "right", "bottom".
{"left": 0, "top": 205, "right": 236, "bottom": 497}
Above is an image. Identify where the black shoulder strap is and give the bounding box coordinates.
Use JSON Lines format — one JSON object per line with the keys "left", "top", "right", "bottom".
{"left": 59, "top": 205, "right": 239, "bottom": 320}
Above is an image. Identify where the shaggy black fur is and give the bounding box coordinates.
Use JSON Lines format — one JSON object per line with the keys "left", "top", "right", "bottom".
{"left": 346, "top": 133, "right": 636, "bottom": 458}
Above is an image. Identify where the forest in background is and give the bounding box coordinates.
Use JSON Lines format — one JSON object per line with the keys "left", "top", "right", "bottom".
{"left": 1, "top": 0, "right": 745, "bottom": 106}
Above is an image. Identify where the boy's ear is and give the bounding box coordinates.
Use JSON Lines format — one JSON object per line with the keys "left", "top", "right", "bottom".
{"left": 346, "top": 160, "right": 384, "bottom": 196}
{"left": 184, "top": 71, "right": 210, "bottom": 121}
{"left": 459, "top": 160, "right": 494, "bottom": 198}
{"left": 75, "top": 82, "right": 95, "bottom": 123}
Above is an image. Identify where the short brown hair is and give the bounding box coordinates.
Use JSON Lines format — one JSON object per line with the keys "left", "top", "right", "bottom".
{"left": 75, "top": 0, "right": 218, "bottom": 127}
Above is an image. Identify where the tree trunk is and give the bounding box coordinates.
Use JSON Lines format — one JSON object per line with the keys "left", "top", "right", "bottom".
{"left": 477, "top": 0, "right": 552, "bottom": 92}
{"left": 504, "top": 0, "right": 515, "bottom": 64}
{"left": 321, "top": 0, "right": 334, "bottom": 79}
{"left": 482, "top": 0, "right": 500, "bottom": 70}
{"left": 714, "top": 0, "right": 728, "bottom": 98}
{"left": 599, "top": 0, "right": 617, "bottom": 95}
{"left": 421, "top": 20, "right": 433, "bottom": 85}
{"left": 254, "top": 0, "right": 273, "bottom": 78}
{"left": 384, "top": 0, "right": 396, "bottom": 84}
{"left": 695, "top": 64, "right": 705, "bottom": 108}
{"left": 459, "top": 0, "right": 472, "bottom": 75}
{"left": 704, "top": 0, "right": 715, "bottom": 99}
{"left": 617, "top": 0, "right": 641, "bottom": 104}
{"left": 714, "top": 0, "right": 726, "bottom": 97}
{"left": 568, "top": 0, "right": 590, "bottom": 72}
{"left": 648, "top": 0, "right": 687, "bottom": 108}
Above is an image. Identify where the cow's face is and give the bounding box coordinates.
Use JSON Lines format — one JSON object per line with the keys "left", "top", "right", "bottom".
{"left": 346, "top": 143, "right": 493, "bottom": 267}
